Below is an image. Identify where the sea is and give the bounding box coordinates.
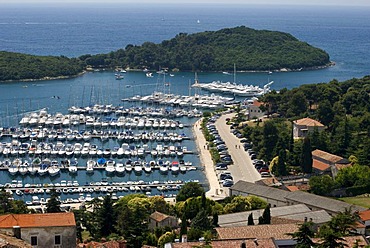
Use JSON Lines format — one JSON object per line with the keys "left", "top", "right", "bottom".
{"left": 0, "top": 3, "right": 369, "bottom": 202}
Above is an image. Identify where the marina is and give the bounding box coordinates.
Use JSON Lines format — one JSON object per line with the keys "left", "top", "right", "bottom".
{"left": 0, "top": 99, "right": 208, "bottom": 204}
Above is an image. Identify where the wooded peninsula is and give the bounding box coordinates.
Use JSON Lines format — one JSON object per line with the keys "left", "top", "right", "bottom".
{"left": 0, "top": 26, "right": 331, "bottom": 81}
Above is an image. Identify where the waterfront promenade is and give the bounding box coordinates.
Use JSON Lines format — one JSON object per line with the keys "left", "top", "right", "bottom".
{"left": 193, "top": 113, "right": 261, "bottom": 200}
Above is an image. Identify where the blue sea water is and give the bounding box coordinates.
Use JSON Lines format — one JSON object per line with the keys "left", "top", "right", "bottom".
{"left": 0, "top": 3, "right": 370, "bottom": 201}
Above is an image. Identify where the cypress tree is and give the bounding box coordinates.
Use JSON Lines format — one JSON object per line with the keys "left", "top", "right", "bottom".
{"left": 46, "top": 188, "right": 61, "bottom": 213}
{"left": 248, "top": 213, "right": 254, "bottom": 225}
{"left": 301, "top": 136, "right": 313, "bottom": 174}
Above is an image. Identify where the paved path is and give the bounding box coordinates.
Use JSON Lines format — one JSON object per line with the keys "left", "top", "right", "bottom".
{"left": 215, "top": 113, "right": 261, "bottom": 183}
{"left": 193, "top": 118, "right": 228, "bottom": 200}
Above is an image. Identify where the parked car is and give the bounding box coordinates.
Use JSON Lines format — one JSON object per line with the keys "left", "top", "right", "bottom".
{"left": 220, "top": 173, "right": 233, "bottom": 180}
{"left": 260, "top": 172, "right": 271, "bottom": 177}
{"left": 223, "top": 179, "right": 234, "bottom": 187}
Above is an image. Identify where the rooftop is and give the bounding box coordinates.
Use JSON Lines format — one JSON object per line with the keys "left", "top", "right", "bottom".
{"left": 294, "top": 117, "right": 324, "bottom": 127}
{"left": 312, "top": 149, "right": 347, "bottom": 164}
{"left": 230, "top": 181, "right": 290, "bottom": 202}
{"left": 313, "top": 159, "right": 331, "bottom": 171}
{"left": 150, "top": 211, "right": 174, "bottom": 222}
{"left": 0, "top": 213, "right": 76, "bottom": 228}
{"left": 170, "top": 239, "right": 275, "bottom": 248}
{"left": 285, "top": 190, "right": 366, "bottom": 213}
{"left": 215, "top": 224, "right": 298, "bottom": 240}
{"left": 359, "top": 210, "right": 370, "bottom": 221}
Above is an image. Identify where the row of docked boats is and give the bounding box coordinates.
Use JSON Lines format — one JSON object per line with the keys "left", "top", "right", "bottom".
{"left": 67, "top": 104, "right": 202, "bottom": 117}
{"left": 0, "top": 141, "right": 191, "bottom": 158}
{"left": 192, "top": 80, "right": 274, "bottom": 97}
{"left": 19, "top": 111, "right": 185, "bottom": 129}
{"left": 125, "top": 92, "right": 234, "bottom": 109}
{"left": 1, "top": 128, "right": 189, "bottom": 143}
{"left": 0, "top": 157, "right": 196, "bottom": 176}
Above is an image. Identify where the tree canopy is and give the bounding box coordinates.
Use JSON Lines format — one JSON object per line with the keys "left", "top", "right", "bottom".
{"left": 0, "top": 51, "right": 84, "bottom": 81}
{"left": 81, "top": 26, "right": 330, "bottom": 71}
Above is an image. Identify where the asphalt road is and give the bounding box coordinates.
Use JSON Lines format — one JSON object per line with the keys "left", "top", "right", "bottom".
{"left": 215, "top": 113, "right": 262, "bottom": 183}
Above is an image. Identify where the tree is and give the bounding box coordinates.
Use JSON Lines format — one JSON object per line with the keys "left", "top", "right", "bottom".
{"left": 157, "top": 231, "right": 175, "bottom": 248}
{"left": 180, "top": 213, "right": 188, "bottom": 238}
{"left": 212, "top": 212, "right": 219, "bottom": 227}
{"left": 176, "top": 182, "right": 204, "bottom": 202}
{"left": 98, "top": 194, "right": 116, "bottom": 238}
{"left": 309, "top": 175, "right": 335, "bottom": 196}
{"left": 248, "top": 213, "right": 254, "bottom": 225}
{"left": 46, "top": 188, "right": 61, "bottom": 213}
{"left": 289, "top": 220, "right": 315, "bottom": 248}
{"left": 301, "top": 136, "right": 313, "bottom": 174}
{"left": 317, "top": 224, "right": 347, "bottom": 248}
{"left": 275, "top": 149, "right": 288, "bottom": 177}
{"left": 191, "top": 209, "right": 211, "bottom": 231}
{"left": 259, "top": 205, "right": 271, "bottom": 224}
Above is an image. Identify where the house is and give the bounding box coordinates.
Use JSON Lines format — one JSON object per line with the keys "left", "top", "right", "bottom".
{"left": 312, "top": 149, "right": 351, "bottom": 178}
{"left": 359, "top": 210, "right": 370, "bottom": 228}
{"left": 0, "top": 212, "right": 76, "bottom": 248}
{"left": 293, "top": 117, "right": 324, "bottom": 138}
{"left": 148, "top": 211, "right": 178, "bottom": 230}
{"left": 245, "top": 100, "right": 266, "bottom": 120}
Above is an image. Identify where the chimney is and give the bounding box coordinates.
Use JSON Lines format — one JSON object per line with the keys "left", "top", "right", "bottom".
{"left": 181, "top": 234, "right": 187, "bottom": 243}
{"left": 13, "top": 226, "right": 21, "bottom": 239}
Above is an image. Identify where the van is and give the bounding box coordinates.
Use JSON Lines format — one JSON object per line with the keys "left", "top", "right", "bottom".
{"left": 260, "top": 172, "right": 271, "bottom": 177}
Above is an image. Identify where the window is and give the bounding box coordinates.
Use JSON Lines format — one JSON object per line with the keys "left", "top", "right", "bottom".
{"left": 55, "top": 235, "right": 61, "bottom": 245}
{"left": 31, "top": 236, "right": 38, "bottom": 246}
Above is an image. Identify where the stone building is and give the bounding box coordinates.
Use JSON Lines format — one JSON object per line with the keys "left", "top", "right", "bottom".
{"left": 0, "top": 212, "right": 76, "bottom": 248}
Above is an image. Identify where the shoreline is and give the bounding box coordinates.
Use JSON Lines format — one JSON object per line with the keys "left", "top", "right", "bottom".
{"left": 0, "top": 62, "right": 335, "bottom": 83}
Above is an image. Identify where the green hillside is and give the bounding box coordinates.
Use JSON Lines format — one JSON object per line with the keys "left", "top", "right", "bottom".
{"left": 0, "top": 51, "right": 84, "bottom": 81}
{"left": 82, "top": 26, "right": 330, "bottom": 71}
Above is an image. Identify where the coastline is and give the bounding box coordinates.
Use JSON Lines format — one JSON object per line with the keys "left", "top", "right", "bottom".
{"left": 0, "top": 61, "right": 335, "bottom": 83}
{"left": 0, "top": 71, "right": 86, "bottom": 84}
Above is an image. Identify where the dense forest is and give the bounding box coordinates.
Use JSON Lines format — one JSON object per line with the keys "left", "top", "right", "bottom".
{"left": 0, "top": 51, "right": 84, "bottom": 81}
{"left": 0, "top": 26, "right": 330, "bottom": 81}
{"left": 81, "top": 26, "right": 330, "bottom": 71}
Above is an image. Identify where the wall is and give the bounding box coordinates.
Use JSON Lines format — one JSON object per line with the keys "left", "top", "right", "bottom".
{"left": 1, "top": 226, "right": 76, "bottom": 248}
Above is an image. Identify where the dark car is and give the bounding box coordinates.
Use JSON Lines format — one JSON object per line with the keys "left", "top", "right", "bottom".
{"left": 223, "top": 179, "right": 234, "bottom": 187}
{"left": 220, "top": 173, "right": 233, "bottom": 180}
{"left": 251, "top": 154, "right": 257, "bottom": 160}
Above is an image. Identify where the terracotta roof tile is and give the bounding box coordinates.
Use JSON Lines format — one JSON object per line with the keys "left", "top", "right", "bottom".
{"left": 171, "top": 239, "right": 275, "bottom": 248}
{"left": 360, "top": 210, "right": 370, "bottom": 221}
{"left": 253, "top": 100, "right": 263, "bottom": 107}
{"left": 286, "top": 185, "right": 300, "bottom": 192}
{"left": 335, "top": 163, "right": 352, "bottom": 170}
{"left": 150, "top": 211, "right": 172, "bottom": 222}
{"left": 215, "top": 224, "right": 298, "bottom": 240}
{"left": 294, "top": 118, "right": 324, "bottom": 127}
{"left": 0, "top": 213, "right": 75, "bottom": 228}
{"left": 312, "top": 149, "right": 344, "bottom": 163}
{"left": 312, "top": 159, "right": 330, "bottom": 171}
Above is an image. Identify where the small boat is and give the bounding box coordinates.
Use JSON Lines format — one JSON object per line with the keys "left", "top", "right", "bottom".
{"left": 146, "top": 72, "right": 153, "bottom": 78}
{"left": 86, "top": 160, "right": 95, "bottom": 174}
{"left": 69, "top": 159, "right": 78, "bottom": 174}
{"left": 115, "top": 74, "right": 124, "bottom": 80}
{"left": 97, "top": 157, "right": 106, "bottom": 167}
{"left": 105, "top": 160, "right": 116, "bottom": 175}
{"left": 115, "top": 163, "right": 125, "bottom": 175}
{"left": 133, "top": 161, "right": 142, "bottom": 174}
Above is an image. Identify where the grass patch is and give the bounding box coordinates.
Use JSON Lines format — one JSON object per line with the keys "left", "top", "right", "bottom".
{"left": 339, "top": 197, "right": 370, "bottom": 208}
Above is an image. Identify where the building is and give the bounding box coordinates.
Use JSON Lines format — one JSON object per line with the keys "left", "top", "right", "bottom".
{"left": 293, "top": 117, "right": 324, "bottom": 138}
{"left": 217, "top": 204, "right": 331, "bottom": 229}
{"left": 0, "top": 212, "right": 76, "bottom": 248}
{"left": 312, "top": 149, "right": 351, "bottom": 178}
{"left": 245, "top": 100, "right": 266, "bottom": 120}
{"left": 230, "top": 181, "right": 365, "bottom": 215}
{"left": 148, "top": 211, "right": 178, "bottom": 230}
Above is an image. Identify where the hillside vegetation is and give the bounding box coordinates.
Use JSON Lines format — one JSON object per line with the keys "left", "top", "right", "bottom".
{"left": 0, "top": 26, "right": 330, "bottom": 81}
{"left": 81, "top": 26, "right": 330, "bottom": 71}
{"left": 0, "top": 51, "right": 84, "bottom": 81}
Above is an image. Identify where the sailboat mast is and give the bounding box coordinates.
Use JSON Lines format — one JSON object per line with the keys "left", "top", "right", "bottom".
{"left": 233, "top": 63, "right": 236, "bottom": 84}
